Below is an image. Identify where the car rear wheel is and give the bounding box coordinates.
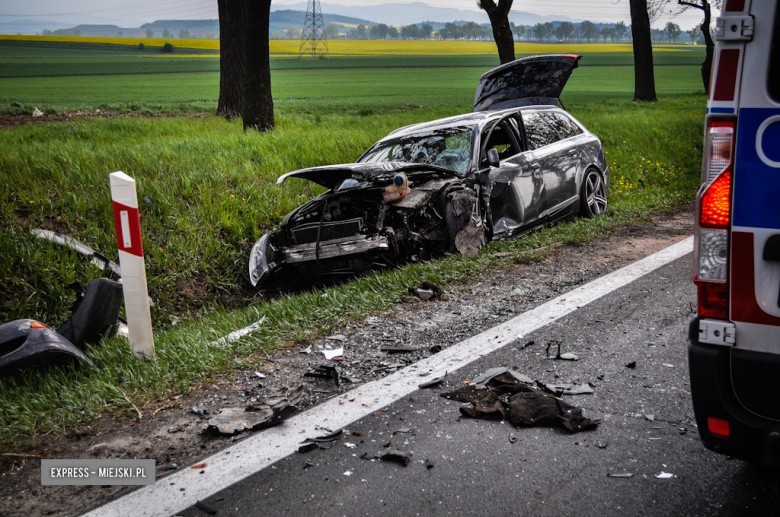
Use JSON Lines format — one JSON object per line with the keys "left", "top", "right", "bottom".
{"left": 580, "top": 168, "right": 607, "bottom": 218}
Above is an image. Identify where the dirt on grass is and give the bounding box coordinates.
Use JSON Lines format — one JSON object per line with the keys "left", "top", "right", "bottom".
{"left": 0, "top": 208, "right": 694, "bottom": 516}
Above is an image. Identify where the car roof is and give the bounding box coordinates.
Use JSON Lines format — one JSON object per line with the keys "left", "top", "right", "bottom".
{"left": 378, "top": 105, "right": 560, "bottom": 142}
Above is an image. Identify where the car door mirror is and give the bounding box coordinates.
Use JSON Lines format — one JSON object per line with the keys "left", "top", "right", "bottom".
{"left": 486, "top": 148, "right": 500, "bottom": 168}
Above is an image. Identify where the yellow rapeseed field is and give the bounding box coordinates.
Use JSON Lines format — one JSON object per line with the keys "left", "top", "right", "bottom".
{"left": 1, "top": 34, "right": 687, "bottom": 55}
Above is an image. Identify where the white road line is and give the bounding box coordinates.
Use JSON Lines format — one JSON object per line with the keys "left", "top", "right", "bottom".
{"left": 85, "top": 236, "right": 693, "bottom": 517}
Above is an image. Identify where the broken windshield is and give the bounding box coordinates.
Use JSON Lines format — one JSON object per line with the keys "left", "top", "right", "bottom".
{"left": 360, "top": 127, "right": 475, "bottom": 175}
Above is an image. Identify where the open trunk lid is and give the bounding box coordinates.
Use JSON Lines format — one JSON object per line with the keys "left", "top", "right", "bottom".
{"left": 473, "top": 54, "right": 581, "bottom": 112}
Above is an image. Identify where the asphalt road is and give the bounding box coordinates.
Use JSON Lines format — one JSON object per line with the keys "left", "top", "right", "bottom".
{"left": 174, "top": 254, "right": 780, "bottom": 517}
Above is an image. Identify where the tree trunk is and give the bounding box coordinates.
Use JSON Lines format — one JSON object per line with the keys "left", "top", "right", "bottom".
{"left": 217, "top": 0, "right": 244, "bottom": 119}
{"left": 242, "top": 0, "right": 274, "bottom": 131}
{"left": 479, "top": 0, "right": 516, "bottom": 64}
{"left": 629, "top": 0, "right": 657, "bottom": 101}
{"left": 700, "top": 0, "right": 714, "bottom": 92}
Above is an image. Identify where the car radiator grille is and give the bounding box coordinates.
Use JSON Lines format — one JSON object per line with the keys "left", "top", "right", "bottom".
{"left": 291, "top": 218, "right": 364, "bottom": 245}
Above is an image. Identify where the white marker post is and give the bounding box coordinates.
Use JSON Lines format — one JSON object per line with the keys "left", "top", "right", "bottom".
{"left": 109, "top": 171, "right": 155, "bottom": 359}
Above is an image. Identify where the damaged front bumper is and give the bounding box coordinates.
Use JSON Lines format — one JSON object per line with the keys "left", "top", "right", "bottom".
{"left": 0, "top": 319, "right": 93, "bottom": 375}
{"left": 249, "top": 231, "right": 392, "bottom": 287}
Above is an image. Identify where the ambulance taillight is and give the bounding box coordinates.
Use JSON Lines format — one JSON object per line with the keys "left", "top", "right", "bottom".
{"left": 694, "top": 118, "right": 736, "bottom": 319}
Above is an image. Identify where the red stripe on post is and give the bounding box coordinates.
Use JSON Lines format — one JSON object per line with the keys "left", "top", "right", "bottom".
{"left": 712, "top": 49, "right": 740, "bottom": 101}
{"left": 112, "top": 201, "right": 144, "bottom": 257}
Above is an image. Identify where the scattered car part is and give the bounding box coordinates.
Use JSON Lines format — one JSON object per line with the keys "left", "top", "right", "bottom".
{"left": 298, "top": 428, "right": 344, "bottom": 453}
{"left": 408, "top": 282, "right": 444, "bottom": 301}
{"left": 203, "top": 387, "right": 303, "bottom": 436}
{"left": 380, "top": 450, "right": 412, "bottom": 466}
{"left": 57, "top": 278, "right": 123, "bottom": 348}
{"left": 0, "top": 319, "right": 92, "bottom": 375}
{"left": 31, "top": 228, "right": 121, "bottom": 277}
{"left": 441, "top": 369, "right": 599, "bottom": 434}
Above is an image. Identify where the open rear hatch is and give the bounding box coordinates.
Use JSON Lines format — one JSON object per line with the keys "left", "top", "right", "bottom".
{"left": 474, "top": 54, "right": 581, "bottom": 112}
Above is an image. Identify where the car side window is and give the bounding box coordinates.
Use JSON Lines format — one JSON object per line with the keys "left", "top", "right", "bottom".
{"left": 549, "top": 112, "right": 583, "bottom": 140}
{"left": 521, "top": 111, "right": 560, "bottom": 150}
{"left": 483, "top": 120, "right": 520, "bottom": 161}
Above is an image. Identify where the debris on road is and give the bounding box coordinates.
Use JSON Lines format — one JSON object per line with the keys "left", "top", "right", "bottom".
{"left": 380, "top": 450, "right": 412, "bottom": 466}
{"left": 322, "top": 347, "right": 344, "bottom": 361}
{"left": 441, "top": 369, "right": 599, "bottom": 433}
{"left": 625, "top": 361, "right": 637, "bottom": 369}
{"left": 546, "top": 340, "right": 579, "bottom": 361}
{"left": 304, "top": 364, "right": 340, "bottom": 391}
{"left": 297, "top": 429, "right": 344, "bottom": 453}
{"left": 656, "top": 471, "right": 674, "bottom": 479}
{"left": 326, "top": 334, "right": 347, "bottom": 342}
{"left": 607, "top": 472, "right": 634, "bottom": 478}
{"left": 538, "top": 382, "right": 595, "bottom": 396}
{"left": 419, "top": 373, "right": 446, "bottom": 389}
{"left": 190, "top": 405, "right": 209, "bottom": 417}
{"left": 190, "top": 463, "right": 207, "bottom": 470}
{"left": 203, "top": 387, "right": 303, "bottom": 436}
{"left": 408, "top": 282, "right": 444, "bottom": 301}
{"left": 425, "top": 459, "right": 434, "bottom": 469}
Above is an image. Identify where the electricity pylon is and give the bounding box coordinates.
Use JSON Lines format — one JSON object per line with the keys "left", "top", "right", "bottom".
{"left": 298, "top": 0, "right": 328, "bottom": 59}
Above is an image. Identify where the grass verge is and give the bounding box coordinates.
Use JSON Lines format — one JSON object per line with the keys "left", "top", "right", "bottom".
{"left": 0, "top": 95, "right": 703, "bottom": 451}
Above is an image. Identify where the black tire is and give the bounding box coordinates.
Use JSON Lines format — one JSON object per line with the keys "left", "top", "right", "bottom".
{"left": 579, "top": 168, "right": 608, "bottom": 218}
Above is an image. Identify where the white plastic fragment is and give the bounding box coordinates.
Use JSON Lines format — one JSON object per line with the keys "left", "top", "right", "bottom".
{"left": 323, "top": 348, "right": 344, "bottom": 360}
{"left": 656, "top": 471, "right": 674, "bottom": 479}
{"left": 32, "top": 107, "right": 43, "bottom": 117}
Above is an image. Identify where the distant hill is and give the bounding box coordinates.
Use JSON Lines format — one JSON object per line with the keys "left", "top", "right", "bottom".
{"left": 284, "top": 1, "right": 572, "bottom": 26}
{"left": 36, "top": 11, "right": 376, "bottom": 39}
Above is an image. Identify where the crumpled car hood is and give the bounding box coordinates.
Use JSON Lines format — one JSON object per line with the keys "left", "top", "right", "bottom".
{"left": 277, "top": 162, "right": 460, "bottom": 189}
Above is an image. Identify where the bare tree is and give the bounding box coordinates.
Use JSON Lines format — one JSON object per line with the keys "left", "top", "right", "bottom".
{"left": 678, "top": 0, "right": 719, "bottom": 92}
{"left": 478, "top": 0, "right": 515, "bottom": 64}
{"left": 630, "top": 0, "right": 658, "bottom": 101}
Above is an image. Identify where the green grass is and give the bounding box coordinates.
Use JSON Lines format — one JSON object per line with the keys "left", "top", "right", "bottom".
{"left": 0, "top": 42, "right": 706, "bottom": 450}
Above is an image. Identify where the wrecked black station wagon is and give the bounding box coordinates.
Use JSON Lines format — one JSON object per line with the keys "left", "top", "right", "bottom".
{"left": 249, "top": 55, "right": 609, "bottom": 287}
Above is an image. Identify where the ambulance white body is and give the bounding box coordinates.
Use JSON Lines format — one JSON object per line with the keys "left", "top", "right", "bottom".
{"left": 690, "top": 0, "right": 780, "bottom": 465}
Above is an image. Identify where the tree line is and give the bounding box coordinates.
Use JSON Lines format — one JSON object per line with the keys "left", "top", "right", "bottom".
{"left": 284, "top": 20, "right": 697, "bottom": 44}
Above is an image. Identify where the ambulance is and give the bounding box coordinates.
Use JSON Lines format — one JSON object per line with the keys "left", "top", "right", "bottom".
{"left": 690, "top": 0, "right": 780, "bottom": 465}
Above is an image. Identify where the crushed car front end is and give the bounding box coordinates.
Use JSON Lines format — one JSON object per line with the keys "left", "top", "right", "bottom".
{"left": 249, "top": 163, "right": 481, "bottom": 288}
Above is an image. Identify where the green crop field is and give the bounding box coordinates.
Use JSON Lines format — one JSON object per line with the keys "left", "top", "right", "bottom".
{"left": 0, "top": 38, "right": 708, "bottom": 449}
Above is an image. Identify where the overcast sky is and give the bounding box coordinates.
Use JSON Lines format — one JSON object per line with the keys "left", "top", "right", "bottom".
{"left": 0, "top": 0, "right": 704, "bottom": 29}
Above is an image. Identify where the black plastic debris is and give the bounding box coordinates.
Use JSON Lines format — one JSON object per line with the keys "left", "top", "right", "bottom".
{"left": 419, "top": 373, "right": 446, "bottom": 389}
{"left": 429, "top": 344, "right": 443, "bottom": 354}
{"left": 195, "top": 500, "right": 217, "bottom": 515}
{"left": 298, "top": 429, "right": 344, "bottom": 453}
{"left": 546, "top": 341, "right": 578, "bottom": 361}
{"left": 304, "top": 364, "right": 340, "bottom": 389}
{"left": 57, "top": 278, "right": 123, "bottom": 348}
{"left": 625, "top": 361, "right": 637, "bottom": 369}
{"left": 0, "top": 319, "right": 93, "bottom": 376}
{"left": 425, "top": 459, "right": 435, "bottom": 469}
{"left": 408, "top": 282, "right": 444, "bottom": 301}
{"left": 204, "top": 387, "right": 303, "bottom": 436}
{"left": 537, "top": 382, "right": 595, "bottom": 396}
{"left": 441, "top": 371, "right": 598, "bottom": 434}
{"left": 380, "top": 450, "right": 412, "bottom": 466}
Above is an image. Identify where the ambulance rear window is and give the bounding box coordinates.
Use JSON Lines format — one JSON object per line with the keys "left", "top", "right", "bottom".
{"left": 770, "top": 1, "right": 780, "bottom": 101}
